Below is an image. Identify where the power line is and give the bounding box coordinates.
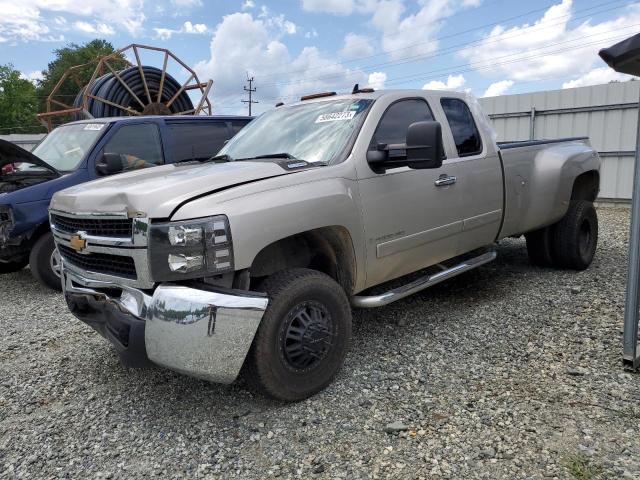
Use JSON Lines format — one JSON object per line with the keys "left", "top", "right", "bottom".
{"left": 255, "top": 0, "right": 561, "bottom": 80}
{"left": 244, "top": 0, "right": 629, "bottom": 84}
{"left": 252, "top": 0, "right": 633, "bottom": 91}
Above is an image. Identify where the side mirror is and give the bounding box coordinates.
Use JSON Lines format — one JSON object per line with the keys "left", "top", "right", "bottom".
{"left": 405, "top": 121, "right": 444, "bottom": 170}
{"left": 96, "top": 153, "right": 125, "bottom": 176}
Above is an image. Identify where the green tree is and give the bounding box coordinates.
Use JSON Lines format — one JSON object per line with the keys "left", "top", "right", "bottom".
{"left": 0, "top": 64, "right": 42, "bottom": 134}
{"left": 38, "top": 39, "right": 127, "bottom": 113}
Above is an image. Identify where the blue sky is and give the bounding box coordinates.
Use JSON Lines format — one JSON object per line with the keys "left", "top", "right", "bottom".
{"left": 0, "top": 0, "right": 638, "bottom": 114}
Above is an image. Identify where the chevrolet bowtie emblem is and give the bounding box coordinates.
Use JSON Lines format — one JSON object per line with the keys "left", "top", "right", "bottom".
{"left": 69, "top": 235, "right": 86, "bottom": 252}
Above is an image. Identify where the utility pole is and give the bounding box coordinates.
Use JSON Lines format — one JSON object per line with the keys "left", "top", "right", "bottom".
{"left": 242, "top": 75, "right": 258, "bottom": 116}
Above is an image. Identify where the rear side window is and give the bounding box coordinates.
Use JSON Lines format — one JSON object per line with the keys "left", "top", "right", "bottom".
{"left": 103, "top": 123, "right": 164, "bottom": 170}
{"left": 229, "top": 120, "right": 250, "bottom": 136}
{"left": 440, "top": 98, "right": 482, "bottom": 157}
{"left": 167, "top": 122, "right": 232, "bottom": 162}
{"left": 371, "top": 99, "right": 434, "bottom": 149}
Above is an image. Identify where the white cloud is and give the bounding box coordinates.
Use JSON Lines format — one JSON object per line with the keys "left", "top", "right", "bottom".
{"left": 459, "top": 0, "right": 640, "bottom": 82}
{"left": 258, "top": 6, "right": 297, "bottom": 35}
{"left": 242, "top": 0, "right": 255, "bottom": 10}
{"left": 154, "top": 20, "right": 209, "bottom": 40}
{"left": 304, "top": 28, "right": 318, "bottom": 39}
{"left": 482, "top": 80, "right": 514, "bottom": 97}
{"left": 0, "top": 0, "right": 145, "bottom": 41}
{"left": 183, "top": 21, "right": 208, "bottom": 34}
{"left": 340, "top": 33, "right": 374, "bottom": 59}
{"left": 371, "top": 0, "right": 480, "bottom": 61}
{"left": 73, "top": 21, "right": 115, "bottom": 35}
{"left": 423, "top": 74, "right": 466, "bottom": 91}
{"left": 367, "top": 71, "right": 387, "bottom": 89}
{"left": 170, "top": 0, "right": 202, "bottom": 6}
{"left": 562, "top": 67, "right": 633, "bottom": 89}
{"left": 194, "top": 12, "right": 366, "bottom": 113}
{"left": 300, "top": 0, "right": 378, "bottom": 16}
{"left": 20, "top": 70, "right": 43, "bottom": 84}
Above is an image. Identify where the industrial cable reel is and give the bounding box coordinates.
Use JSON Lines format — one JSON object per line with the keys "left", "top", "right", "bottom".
{"left": 37, "top": 44, "right": 213, "bottom": 131}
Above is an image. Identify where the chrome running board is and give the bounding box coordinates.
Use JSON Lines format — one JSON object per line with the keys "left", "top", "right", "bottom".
{"left": 351, "top": 250, "right": 497, "bottom": 308}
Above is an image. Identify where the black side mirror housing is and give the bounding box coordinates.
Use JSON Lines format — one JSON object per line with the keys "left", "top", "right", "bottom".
{"left": 405, "top": 121, "right": 444, "bottom": 170}
{"left": 96, "top": 153, "right": 125, "bottom": 176}
{"left": 366, "top": 121, "right": 444, "bottom": 173}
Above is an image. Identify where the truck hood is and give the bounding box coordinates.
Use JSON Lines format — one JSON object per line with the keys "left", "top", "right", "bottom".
{"left": 0, "top": 139, "right": 61, "bottom": 194}
{"left": 50, "top": 160, "right": 297, "bottom": 218}
{"left": 0, "top": 139, "right": 60, "bottom": 176}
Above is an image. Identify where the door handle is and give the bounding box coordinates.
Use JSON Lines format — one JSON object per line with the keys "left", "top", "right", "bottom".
{"left": 435, "top": 174, "right": 457, "bottom": 187}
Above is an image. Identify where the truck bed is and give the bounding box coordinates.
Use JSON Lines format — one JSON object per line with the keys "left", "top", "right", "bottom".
{"left": 496, "top": 137, "right": 599, "bottom": 239}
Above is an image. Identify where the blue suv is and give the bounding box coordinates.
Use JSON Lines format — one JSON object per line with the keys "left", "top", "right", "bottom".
{"left": 0, "top": 115, "right": 251, "bottom": 290}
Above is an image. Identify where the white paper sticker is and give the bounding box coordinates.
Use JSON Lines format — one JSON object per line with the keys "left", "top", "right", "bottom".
{"left": 315, "top": 111, "right": 356, "bottom": 123}
{"left": 83, "top": 123, "right": 105, "bottom": 131}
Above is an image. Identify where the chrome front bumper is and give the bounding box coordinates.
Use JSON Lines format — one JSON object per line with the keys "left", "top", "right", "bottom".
{"left": 62, "top": 264, "right": 268, "bottom": 384}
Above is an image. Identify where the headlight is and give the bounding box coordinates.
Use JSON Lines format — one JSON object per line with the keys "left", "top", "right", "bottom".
{"left": 148, "top": 215, "right": 234, "bottom": 281}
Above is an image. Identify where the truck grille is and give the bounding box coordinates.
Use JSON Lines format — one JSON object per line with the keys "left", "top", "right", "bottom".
{"left": 59, "top": 245, "right": 137, "bottom": 279}
{"left": 51, "top": 214, "right": 133, "bottom": 238}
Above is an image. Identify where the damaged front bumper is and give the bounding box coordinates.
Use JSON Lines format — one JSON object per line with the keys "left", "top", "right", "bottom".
{"left": 62, "top": 263, "right": 269, "bottom": 384}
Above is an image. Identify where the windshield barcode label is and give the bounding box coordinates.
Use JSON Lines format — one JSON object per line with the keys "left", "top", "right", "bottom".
{"left": 315, "top": 111, "right": 356, "bottom": 123}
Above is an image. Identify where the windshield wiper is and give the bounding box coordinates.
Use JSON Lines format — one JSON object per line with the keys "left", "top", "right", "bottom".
{"left": 177, "top": 154, "right": 234, "bottom": 164}
{"left": 236, "top": 153, "right": 298, "bottom": 161}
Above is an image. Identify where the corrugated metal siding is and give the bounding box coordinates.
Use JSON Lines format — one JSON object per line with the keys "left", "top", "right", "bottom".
{"left": 0, "top": 134, "right": 46, "bottom": 152}
{"left": 479, "top": 81, "right": 640, "bottom": 200}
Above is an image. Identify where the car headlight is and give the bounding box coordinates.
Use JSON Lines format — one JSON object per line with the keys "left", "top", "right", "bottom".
{"left": 148, "top": 215, "right": 234, "bottom": 281}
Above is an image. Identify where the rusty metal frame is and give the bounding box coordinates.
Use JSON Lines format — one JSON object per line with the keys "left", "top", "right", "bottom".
{"left": 37, "top": 43, "right": 214, "bottom": 131}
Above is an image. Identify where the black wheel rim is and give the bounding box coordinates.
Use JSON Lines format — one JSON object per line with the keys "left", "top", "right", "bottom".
{"left": 280, "top": 301, "right": 334, "bottom": 371}
{"left": 578, "top": 219, "right": 593, "bottom": 257}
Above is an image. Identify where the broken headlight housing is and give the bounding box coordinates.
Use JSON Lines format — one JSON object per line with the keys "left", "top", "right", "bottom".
{"left": 148, "top": 215, "right": 233, "bottom": 282}
{"left": 0, "top": 205, "right": 13, "bottom": 243}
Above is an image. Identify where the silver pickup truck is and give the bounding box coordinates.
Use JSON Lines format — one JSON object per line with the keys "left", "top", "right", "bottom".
{"left": 50, "top": 88, "right": 600, "bottom": 401}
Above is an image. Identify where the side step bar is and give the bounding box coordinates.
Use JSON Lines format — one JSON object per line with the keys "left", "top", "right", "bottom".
{"left": 351, "top": 250, "right": 497, "bottom": 308}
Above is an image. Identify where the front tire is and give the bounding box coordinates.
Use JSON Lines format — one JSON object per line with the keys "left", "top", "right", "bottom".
{"left": 550, "top": 200, "right": 598, "bottom": 270}
{"left": 244, "top": 268, "right": 352, "bottom": 401}
{"left": 29, "top": 232, "right": 62, "bottom": 291}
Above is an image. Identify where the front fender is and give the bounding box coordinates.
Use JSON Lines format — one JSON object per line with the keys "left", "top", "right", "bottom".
{"left": 172, "top": 175, "right": 367, "bottom": 292}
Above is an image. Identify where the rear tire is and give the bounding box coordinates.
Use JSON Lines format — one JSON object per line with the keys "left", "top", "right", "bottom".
{"left": 29, "top": 232, "right": 62, "bottom": 291}
{"left": 550, "top": 200, "right": 598, "bottom": 270}
{"left": 243, "top": 268, "right": 352, "bottom": 401}
{"left": 525, "top": 226, "right": 554, "bottom": 267}
{"left": 0, "top": 259, "right": 28, "bottom": 274}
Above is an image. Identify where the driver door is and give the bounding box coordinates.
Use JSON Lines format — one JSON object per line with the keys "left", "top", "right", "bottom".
{"left": 357, "top": 98, "right": 463, "bottom": 288}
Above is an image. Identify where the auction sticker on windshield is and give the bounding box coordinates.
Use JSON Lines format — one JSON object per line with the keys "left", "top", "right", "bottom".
{"left": 315, "top": 111, "right": 356, "bottom": 123}
{"left": 83, "top": 124, "right": 105, "bottom": 131}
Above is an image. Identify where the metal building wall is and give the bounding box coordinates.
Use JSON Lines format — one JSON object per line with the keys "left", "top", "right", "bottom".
{"left": 0, "top": 134, "right": 46, "bottom": 152}
{"left": 479, "top": 81, "right": 640, "bottom": 200}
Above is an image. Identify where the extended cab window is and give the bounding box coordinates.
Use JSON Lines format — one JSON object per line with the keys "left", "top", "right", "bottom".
{"left": 168, "top": 122, "right": 232, "bottom": 162}
{"left": 440, "top": 98, "right": 482, "bottom": 157}
{"left": 371, "top": 99, "right": 434, "bottom": 152}
{"left": 103, "top": 123, "right": 164, "bottom": 171}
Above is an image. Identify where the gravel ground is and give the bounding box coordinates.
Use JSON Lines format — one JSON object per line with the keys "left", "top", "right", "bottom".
{"left": 1, "top": 207, "right": 640, "bottom": 479}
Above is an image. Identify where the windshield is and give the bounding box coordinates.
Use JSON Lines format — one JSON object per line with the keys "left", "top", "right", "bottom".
{"left": 219, "top": 99, "right": 372, "bottom": 164}
{"left": 25, "top": 123, "right": 106, "bottom": 172}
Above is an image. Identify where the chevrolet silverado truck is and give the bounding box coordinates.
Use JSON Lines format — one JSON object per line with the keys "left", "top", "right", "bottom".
{"left": 0, "top": 115, "right": 251, "bottom": 290}
{"left": 50, "top": 89, "right": 600, "bottom": 401}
